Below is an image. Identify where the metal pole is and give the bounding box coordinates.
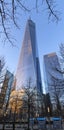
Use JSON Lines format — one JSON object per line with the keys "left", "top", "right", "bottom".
{"left": 47, "top": 107, "right": 50, "bottom": 130}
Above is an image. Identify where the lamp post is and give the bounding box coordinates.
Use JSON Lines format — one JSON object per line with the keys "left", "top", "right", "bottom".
{"left": 3, "top": 113, "right": 6, "bottom": 130}
{"left": 47, "top": 107, "right": 50, "bottom": 113}
{"left": 47, "top": 107, "right": 50, "bottom": 130}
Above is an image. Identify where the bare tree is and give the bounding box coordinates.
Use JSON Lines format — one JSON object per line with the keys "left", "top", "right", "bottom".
{"left": 7, "top": 80, "right": 36, "bottom": 117}
{"left": 44, "top": 53, "right": 64, "bottom": 115}
{"left": 49, "top": 74, "right": 64, "bottom": 114}
{"left": 0, "top": 56, "right": 5, "bottom": 103}
{"left": 0, "top": 0, "right": 60, "bottom": 46}
{"left": 7, "top": 78, "right": 43, "bottom": 130}
{"left": 22, "top": 87, "right": 36, "bottom": 130}
{"left": 0, "top": 56, "right": 5, "bottom": 72}
{"left": 0, "top": 56, "right": 5, "bottom": 97}
{"left": 43, "top": 93, "right": 52, "bottom": 116}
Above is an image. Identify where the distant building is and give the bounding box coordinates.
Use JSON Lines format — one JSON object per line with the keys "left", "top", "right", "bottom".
{"left": 0, "top": 70, "right": 14, "bottom": 115}
{"left": 0, "top": 60, "right": 1, "bottom": 72}
{"left": 16, "top": 19, "right": 42, "bottom": 94}
{"left": 43, "top": 52, "right": 63, "bottom": 107}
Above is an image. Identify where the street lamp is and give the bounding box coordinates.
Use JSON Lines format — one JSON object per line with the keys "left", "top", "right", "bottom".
{"left": 47, "top": 107, "right": 50, "bottom": 130}
{"left": 47, "top": 107, "right": 50, "bottom": 113}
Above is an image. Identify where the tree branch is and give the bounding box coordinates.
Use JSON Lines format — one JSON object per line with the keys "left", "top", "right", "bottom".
{"left": 45, "top": 0, "right": 59, "bottom": 22}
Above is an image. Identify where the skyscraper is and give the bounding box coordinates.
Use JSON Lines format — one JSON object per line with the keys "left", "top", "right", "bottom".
{"left": 0, "top": 60, "right": 1, "bottom": 72}
{"left": 43, "top": 52, "right": 63, "bottom": 104}
{"left": 0, "top": 69, "right": 14, "bottom": 115}
{"left": 16, "top": 19, "right": 42, "bottom": 93}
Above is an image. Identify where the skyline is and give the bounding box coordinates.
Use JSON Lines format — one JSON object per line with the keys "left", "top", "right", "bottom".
{"left": 0, "top": 2, "right": 64, "bottom": 93}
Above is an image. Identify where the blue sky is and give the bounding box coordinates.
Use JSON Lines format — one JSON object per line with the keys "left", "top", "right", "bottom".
{"left": 0, "top": 1, "right": 64, "bottom": 93}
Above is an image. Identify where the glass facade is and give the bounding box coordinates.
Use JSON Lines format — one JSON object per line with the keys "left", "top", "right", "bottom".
{"left": 16, "top": 19, "right": 42, "bottom": 93}
{"left": 43, "top": 52, "right": 63, "bottom": 103}
{"left": 0, "top": 69, "right": 14, "bottom": 114}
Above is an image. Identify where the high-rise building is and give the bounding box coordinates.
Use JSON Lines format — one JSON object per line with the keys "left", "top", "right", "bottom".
{"left": 16, "top": 19, "right": 42, "bottom": 93}
{"left": 0, "top": 69, "right": 14, "bottom": 115}
{"left": 43, "top": 52, "right": 63, "bottom": 105}
{"left": 0, "top": 60, "right": 1, "bottom": 72}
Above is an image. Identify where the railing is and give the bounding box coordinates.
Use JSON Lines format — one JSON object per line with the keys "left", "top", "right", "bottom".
{"left": 0, "top": 117, "right": 64, "bottom": 130}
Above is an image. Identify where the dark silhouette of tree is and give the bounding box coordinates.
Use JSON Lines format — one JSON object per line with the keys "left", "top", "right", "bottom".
{"left": 22, "top": 87, "right": 36, "bottom": 130}
{"left": 0, "top": 0, "right": 60, "bottom": 45}
{"left": 43, "top": 93, "right": 52, "bottom": 116}
{"left": 7, "top": 78, "right": 43, "bottom": 130}
{"left": 0, "top": 56, "right": 5, "bottom": 72}
{"left": 48, "top": 73, "right": 64, "bottom": 116}
{"left": 45, "top": 53, "right": 64, "bottom": 115}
